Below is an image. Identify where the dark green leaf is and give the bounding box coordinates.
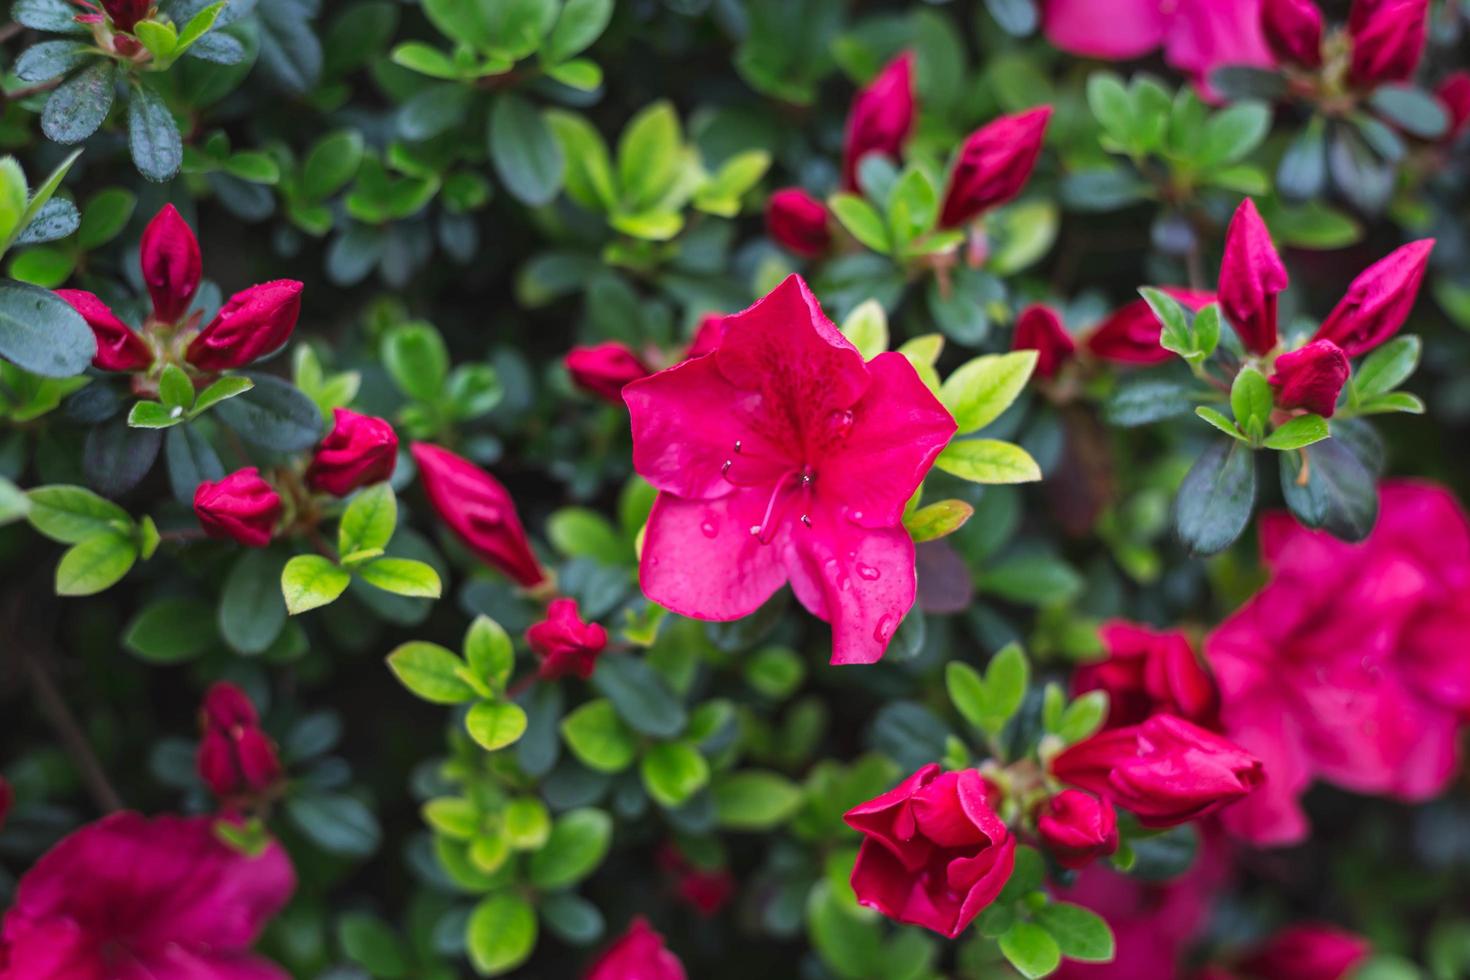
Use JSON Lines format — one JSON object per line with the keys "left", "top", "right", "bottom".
{"left": 124, "top": 596, "right": 216, "bottom": 662}
{"left": 219, "top": 549, "right": 287, "bottom": 654}
{"left": 41, "top": 61, "right": 116, "bottom": 145}
{"left": 127, "top": 84, "right": 183, "bottom": 182}
{"left": 1174, "top": 439, "right": 1256, "bottom": 556}
{"left": 1280, "top": 437, "right": 1378, "bottom": 542}
{"left": 489, "top": 95, "right": 564, "bottom": 207}
{"left": 0, "top": 280, "right": 95, "bottom": 378}
{"left": 590, "top": 655, "right": 686, "bottom": 738}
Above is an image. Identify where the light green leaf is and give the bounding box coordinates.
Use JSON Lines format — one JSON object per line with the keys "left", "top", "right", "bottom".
{"left": 640, "top": 740, "right": 710, "bottom": 808}
{"left": 711, "top": 770, "right": 803, "bottom": 830}
{"left": 466, "top": 893, "right": 537, "bottom": 977}
{"left": 464, "top": 615, "right": 514, "bottom": 693}
{"left": 356, "top": 557, "right": 442, "bottom": 598}
{"left": 829, "top": 193, "right": 891, "bottom": 253}
{"left": 1264, "top": 413, "right": 1329, "bottom": 450}
{"left": 560, "top": 699, "right": 637, "bottom": 772}
{"left": 281, "top": 554, "right": 351, "bottom": 614}
{"left": 27, "top": 485, "right": 130, "bottom": 544}
{"left": 55, "top": 530, "right": 137, "bottom": 596}
{"left": 339, "top": 482, "right": 396, "bottom": 555}
{"left": 840, "top": 299, "right": 888, "bottom": 360}
{"left": 940, "top": 350, "right": 1037, "bottom": 434}
{"left": 935, "top": 439, "right": 1042, "bottom": 484}
{"left": 387, "top": 641, "right": 476, "bottom": 704}
{"left": 903, "top": 499, "right": 973, "bottom": 543}
{"left": 528, "top": 808, "right": 613, "bottom": 889}
{"left": 465, "top": 700, "right": 528, "bottom": 751}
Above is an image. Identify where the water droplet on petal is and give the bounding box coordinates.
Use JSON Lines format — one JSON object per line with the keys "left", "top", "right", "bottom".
{"left": 873, "top": 614, "right": 896, "bottom": 643}
{"left": 700, "top": 518, "right": 719, "bottom": 538}
{"left": 851, "top": 510, "right": 864, "bottom": 522}
{"left": 857, "top": 563, "right": 880, "bottom": 581}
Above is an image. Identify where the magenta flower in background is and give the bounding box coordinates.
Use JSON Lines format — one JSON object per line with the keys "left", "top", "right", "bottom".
{"left": 1238, "top": 923, "right": 1371, "bottom": 980}
{"left": 194, "top": 467, "right": 283, "bottom": 549}
{"left": 1219, "top": 198, "right": 1289, "bottom": 355}
{"left": 844, "top": 764, "right": 1016, "bottom": 938}
{"left": 1011, "top": 304, "right": 1076, "bottom": 379}
{"left": 586, "top": 917, "right": 686, "bottom": 980}
{"left": 765, "top": 188, "right": 832, "bottom": 258}
{"left": 566, "top": 342, "right": 653, "bottom": 403}
{"left": 1348, "top": 0, "right": 1428, "bottom": 87}
{"left": 0, "top": 812, "right": 294, "bottom": 978}
{"left": 305, "top": 408, "right": 398, "bottom": 497}
{"left": 1207, "top": 482, "right": 1470, "bottom": 846}
{"left": 1072, "top": 620, "right": 1221, "bottom": 731}
{"left": 196, "top": 682, "right": 283, "bottom": 804}
{"left": 938, "top": 106, "right": 1051, "bottom": 229}
{"left": 842, "top": 52, "right": 916, "bottom": 191}
{"left": 1270, "top": 339, "right": 1349, "bottom": 417}
{"left": 1311, "top": 238, "right": 1434, "bottom": 357}
{"left": 1260, "top": 0, "right": 1324, "bottom": 69}
{"left": 1051, "top": 713, "right": 1264, "bottom": 827}
{"left": 527, "top": 598, "right": 607, "bottom": 680}
{"left": 1439, "top": 72, "right": 1470, "bottom": 140}
{"left": 624, "top": 274, "right": 955, "bottom": 665}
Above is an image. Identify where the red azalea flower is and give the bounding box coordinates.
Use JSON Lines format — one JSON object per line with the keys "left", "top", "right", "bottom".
{"left": 1348, "top": 0, "right": 1428, "bottom": 88}
{"left": 1073, "top": 620, "right": 1221, "bottom": 730}
{"left": 1219, "top": 198, "right": 1289, "bottom": 355}
{"left": 98, "top": 0, "right": 151, "bottom": 32}
{"left": 1260, "top": 0, "right": 1323, "bottom": 68}
{"left": 585, "top": 918, "right": 686, "bottom": 980}
{"left": 938, "top": 106, "right": 1051, "bottom": 229}
{"left": 1239, "top": 923, "right": 1371, "bottom": 980}
{"left": 623, "top": 274, "right": 956, "bottom": 665}
{"left": 1311, "top": 239, "right": 1434, "bottom": 356}
{"left": 0, "top": 811, "right": 294, "bottom": 978}
{"left": 196, "top": 682, "right": 283, "bottom": 803}
{"left": 566, "top": 342, "right": 653, "bottom": 403}
{"left": 1011, "top": 304, "right": 1076, "bottom": 380}
{"left": 1207, "top": 481, "right": 1470, "bottom": 846}
{"left": 1050, "top": 713, "right": 1264, "bottom": 827}
{"left": 194, "top": 467, "right": 282, "bottom": 548}
{"left": 1270, "top": 339, "right": 1349, "bottom": 417}
{"left": 305, "top": 408, "right": 398, "bottom": 497}
{"left": 1037, "top": 789, "right": 1119, "bottom": 869}
{"left": 765, "top": 188, "right": 832, "bottom": 258}
{"left": 53, "top": 288, "right": 152, "bottom": 372}
{"left": 842, "top": 52, "right": 915, "bottom": 191}
{"left": 410, "top": 442, "right": 547, "bottom": 588}
{"left": 844, "top": 765, "right": 1015, "bottom": 938}
{"left": 527, "top": 598, "right": 607, "bottom": 680}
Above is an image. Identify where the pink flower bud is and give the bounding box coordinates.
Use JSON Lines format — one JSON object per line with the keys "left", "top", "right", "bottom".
{"left": 1037, "top": 789, "right": 1119, "bottom": 869}
{"left": 1270, "top": 339, "right": 1349, "bottom": 417}
{"left": 842, "top": 52, "right": 916, "bottom": 191}
{"left": 565, "top": 342, "right": 652, "bottom": 403}
{"left": 1312, "top": 239, "right": 1434, "bottom": 356}
{"left": 1050, "top": 714, "right": 1264, "bottom": 827}
{"left": 586, "top": 918, "right": 686, "bottom": 980}
{"left": 938, "top": 106, "right": 1051, "bottom": 229}
{"left": 193, "top": 468, "right": 282, "bottom": 548}
{"left": 201, "top": 681, "right": 259, "bottom": 729}
{"left": 844, "top": 765, "right": 1016, "bottom": 938}
{"left": 1219, "top": 198, "right": 1288, "bottom": 355}
{"left": 1260, "top": 0, "right": 1323, "bottom": 69}
{"left": 1073, "top": 621, "right": 1221, "bottom": 730}
{"left": 765, "top": 188, "right": 832, "bottom": 258}
{"left": 1438, "top": 72, "right": 1470, "bottom": 141}
{"left": 54, "top": 289, "right": 152, "bottom": 372}
{"left": 1240, "top": 923, "right": 1371, "bottom": 980}
{"left": 1011, "top": 304, "right": 1075, "bottom": 379}
{"left": 1085, "top": 288, "right": 1215, "bottom": 364}
{"left": 305, "top": 409, "right": 398, "bottom": 497}
{"left": 100, "top": 0, "right": 151, "bottom": 32}
{"left": 195, "top": 682, "right": 282, "bottom": 801}
{"left": 185, "top": 280, "right": 303, "bottom": 372}
{"left": 1348, "top": 0, "right": 1427, "bottom": 87}
{"left": 410, "top": 442, "right": 547, "bottom": 588}
{"left": 138, "top": 204, "right": 201, "bottom": 324}
{"left": 527, "top": 598, "right": 608, "bottom": 680}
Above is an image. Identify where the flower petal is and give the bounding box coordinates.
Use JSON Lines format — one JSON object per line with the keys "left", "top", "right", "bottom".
{"left": 624, "top": 348, "right": 754, "bottom": 501}
{"left": 639, "top": 490, "right": 789, "bottom": 621}
{"left": 787, "top": 513, "right": 917, "bottom": 665}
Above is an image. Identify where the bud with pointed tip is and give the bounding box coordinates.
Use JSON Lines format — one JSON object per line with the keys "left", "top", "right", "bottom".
{"left": 194, "top": 468, "right": 282, "bottom": 548}
{"left": 938, "top": 106, "right": 1051, "bottom": 229}
{"left": 54, "top": 289, "right": 153, "bottom": 372}
{"left": 765, "top": 188, "right": 832, "bottom": 258}
{"left": 1312, "top": 239, "right": 1434, "bottom": 356}
{"left": 1011, "top": 304, "right": 1075, "bottom": 379}
{"left": 842, "top": 52, "right": 916, "bottom": 191}
{"left": 566, "top": 342, "right": 652, "bottom": 403}
{"left": 1348, "top": 0, "right": 1428, "bottom": 87}
{"left": 305, "top": 409, "right": 398, "bottom": 497}
{"left": 139, "top": 204, "right": 201, "bottom": 323}
{"left": 1271, "top": 340, "right": 1349, "bottom": 417}
{"left": 185, "top": 280, "right": 303, "bottom": 372}
{"left": 1260, "top": 0, "right": 1323, "bottom": 69}
{"left": 1219, "top": 198, "right": 1288, "bottom": 355}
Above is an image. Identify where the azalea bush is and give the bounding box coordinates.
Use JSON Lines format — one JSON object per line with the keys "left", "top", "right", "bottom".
{"left": 4, "top": 0, "right": 1470, "bottom": 977}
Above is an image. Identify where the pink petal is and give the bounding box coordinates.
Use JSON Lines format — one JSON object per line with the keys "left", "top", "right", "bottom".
{"left": 787, "top": 513, "right": 916, "bottom": 665}
{"left": 1041, "top": 0, "right": 1168, "bottom": 59}
{"left": 624, "top": 351, "right": 753, "bottom": 500}
{"left": 639, "top": 490, "right": 789, "bottom": 621}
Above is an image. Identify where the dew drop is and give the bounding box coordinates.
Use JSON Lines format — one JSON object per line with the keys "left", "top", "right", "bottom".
{"left": 857, "top": 563, "right": 880, "bottom": 581}
{"left": 700, "top": 518, "right": 719, "bottom": 538}
{"left": 873, "top": 614, "right": 896, "bottom": 643}
{"left": 851, "top": 510, "right": 864, "bottom": 522}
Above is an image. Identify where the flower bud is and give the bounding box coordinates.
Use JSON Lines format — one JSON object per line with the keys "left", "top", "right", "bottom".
{"left": 1037, "top": 789, "right": 1119, "bottom": 869}
{"left": 410, "top": 442, "right": 547, "bottom": 588}
{"left": 1312, "top": 239, "right": 1434, "bottom": 356}
{"left": 1260, "top": 0, "right": 1323, "bottom": 69}
{"left": 587, "top": 918, "right": 686, "bottom": 980}
{"left": 1348, "top": 0, "right": 1427, "bottom": 88}
{"left": 1270, "top": 339, "right": 1349, "bottom": 417}
{"left": 765, "top": 188, "right": 832, "bottom": 258}
{"left": 185, "top": 280, "right": 303, "bottom": 372}
{"left": 1219, "top": 198, "right": 1288, "bottom": 355}
{"left": 54, "top": 289, "right": 152, "bottom": 372}
{"left": 1439, "top": 72, "right": 1470, "bottom": 141}
{"left": 305, "top": 409, "right": 398, "bottom": 497}
{"left": 1011, "top": 304, "right": 1075, "bottom": 379}
{"left": 1073, "top": 621, "right": 1220, "bottom": 730}
{"left": 842, "top": 52, "right": 915, "bottom": 191}
{"left": 845, "top": 765, "right": 1016, "bottom": 938}
{"left": 195, "top": 682, "right": 282, "bottom": 802}
{"left": 565, "top": 342, "right": 652, "bottom": 403}
{"left": 527, "top": 598, "right": 607, "bottom": 680}
{"left": 194, "top": 468, "right": 282, "bottom": 548}
{"left": 139, "top": 204, "right": 201, "bottom": 323}
{"left": 1240, "top": 923, "right": 1371, "bottom": 980}
{"left": 938, "top": 106, "right": 1051, "bottom": 229}
{"left": 1050, "top": 714, "right": 1264, "bottom": 827}
{"left": 101, "top": 0, "right": 151, "bottom": 32}
{"left": 1085, "top": 288, "right": 1215, "bottom": 364}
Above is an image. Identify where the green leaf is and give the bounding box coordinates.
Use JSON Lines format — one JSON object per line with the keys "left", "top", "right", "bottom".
{"left": 543, "top": 0, "right": 611, "bottom": 63}
{"left": 338, "top": 913, "right": 410, "bottom": 979}
{"left": 134, "top": 21, "right": 179, "bottom": 63}
{"left": 465, "top": 700, "right": 529, "bottom": 751}
{"left": 1369, "top": 84, "right": 1449, "bottom": 139}
{"left": 489, "top": 95, "right": 565, "bottom": 207}
{"left": 158, "top": 364, "right": 194, "bottom": 412}
{"left": 546, "top": 506, "right": 625, "bottom": 563}
{"left": 591, "top": 654, "right": 686, "bottom": 737}
{"left": 0, "top": 280, "right": 96, "bottom": 378}
{"left": 543, "top": 56, "right": 601, "bottom": 90}
{"left": 301, "top": 131, "right": 365, "bottom": 200}
{"left": 1280, "top": 438, "right": 1377, "bottom": 541}
{"left": 904, "top": 499, "right": 974, "bottom": 543}
{"left": 1034, "top": 902, "right": 1114, "bottom": 962}
{"left": 1195, "top": 405, "right": 1245, "bottom": 441}
{"left": 1086, "top": 72, "right": 1133, "bottom": 147}
{"left": 1198, "top": 101, "right": 1270, "bottom": 167}
{"left": 14, "top": 40, "right": 93, "bottom": 83}
{"left": 935, "top": 439, "right": 1042, "bottom": 484}
{"left": 466, "top": 893, "right": 537, "bottom": 977}
{"left": 123, "top": 596, "right": 216, "bottom": 662}
{"left": 1265, "top": 413, "right": 1329, "bottom": 450}
{"left": 56, "top": 530, "right": 137, "bottom": 596}
{"left": 339, "top": 482, "right": 397, "bottom": 555}
{"left": 175, "top": 0, "right": 225, "bottom": 53}
{"left": 503, "top": 796, "right": 551, "bottom": 850}
{"left": 829, "top": 193, "right": 891, "bottom": 253}
{"left": 617, "top": 101, "right": 682, "bottom": 213}
{"left": 1230, "top": 367, "right": 1272, "bottom": 439}
{"left": 286, "top": 792, "right": 381, "bottom": 856}
{"left": 127, "top": 401, "right": 182, "bottom": 429}
{"left": 839, "top": 299, "right": 888, "bottom": 361}
{"left": 190, "top": 375, "right": 254, "bottom": 416}
{"left": 1057, "top": 690, "right": 1109, "bottom": 744}
{"left": 27, "top": 485, "right": 130, "bottom": 543}
{"left": 464, "top": 615, "right": 514, "bottom": 693}
{"left": 214, "top": 374, "right": 323, "bottom": 452}
{"left": 940, "top": 350, "right": 1037, "bottom": 434}
{"left": 382, "top": 321, "right": 449, "bottom": 402}
{"left": 219, "top": 550, "right": 286, "bottom": 655}
{"left": 1174, "top": 440, "right": 1256, "bottom": 556}
{"left": 1140, "top": 287, "right": 1192, "bottom": 360}
{"left": 528, "top": 808, "right": 613, "bottom": 889}
{"left": 387, "top": 641, "right": 476, "bottom": 704}
{"left": 1357, "top": 391, "right": 1424, "bottom": 414}
{"left": 560, "top": 699, "right": 637, "bottom": 772}
{"left": 281, "top": 554, "right": 351, "bottom": 614}
{"left": 711, "top": 770, "right": 803, "bottom": 830}
{"left": 41, "top": 61, "right": 116, "bottom": 145}
{"left": 1000, "top": 922, "right": 1062, "bottom": 979}
{"left": 127, "top": 84, "right": 184, "bottom": 182}
{"left": 640, "top": 740, "right": 710, "bottom": 807}
{"left": 546, "top": 109, "right": 617, "bottom": 211}
{"left": 1354, "top": 335, "right": 1420, "bottom": 399}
